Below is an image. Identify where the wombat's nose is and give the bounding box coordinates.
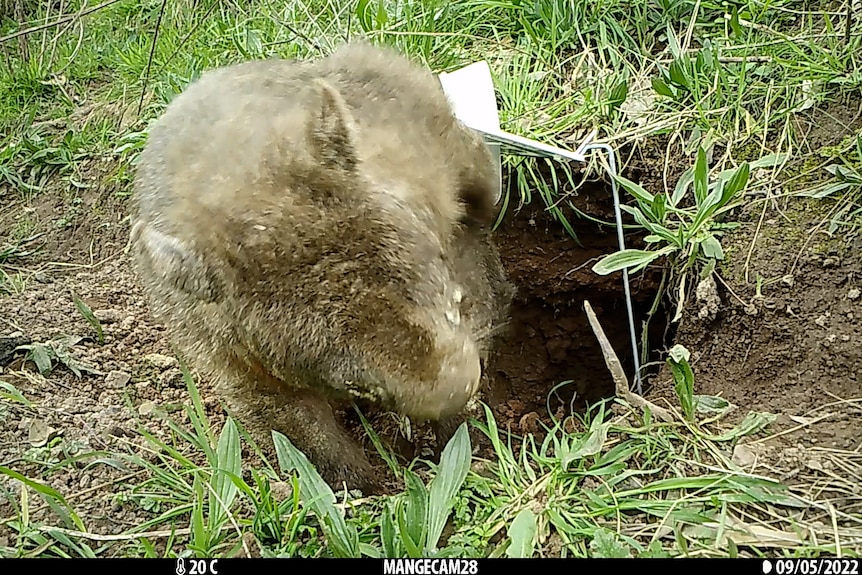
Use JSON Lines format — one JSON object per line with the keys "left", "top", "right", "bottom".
{"left": 426, "top": 339, "right": 482, "bottom": 421}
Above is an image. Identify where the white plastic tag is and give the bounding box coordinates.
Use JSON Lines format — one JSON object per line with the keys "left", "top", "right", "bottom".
{"left": 438, "top": 60, "right": 588, "bottom": 204}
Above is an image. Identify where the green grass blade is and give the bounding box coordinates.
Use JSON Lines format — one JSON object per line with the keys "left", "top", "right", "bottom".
{"left": 426, "top": 423, "right": 471, "bottom": 551}
{"left": 0, "top": 466, "right": 84, "bottom": 531}
{"left": 592, "top": 246, "right": 674, "bottom": 275}
{"left": 0, "top": 380, "right": 32, "bottom": 407}
{"left": 396, "top": 498, "right": 424, "bottom": 558}
{"left": 70, "top": 291, "right": 104, "bottom": 345}
{"left": 272, "top": 431, "right": 359, "bottom": 558}
{"left": 693, "top": 147, "right": 708, "bottom": 207}
{"left": 190, "top": 472, "right": 208, "bottom": 555}
{"left": 505, "top": 508, "right": 537, "bottom": 558}
{"left": 613, "top": 173, "right": 655, "bottom": 208}
{"left": 381, "top": 500, "right": 401, "bottom": 558}
{"left": 208, "top": 418, "right": 241, "bottom": 531}
{"left": 179, "top": 362, "right": 216, "bottom": 463}
{"left": 403, "top": 469, "right": 429, "bottom": 552}
{"left": 561, "top": 420, "right": 611, "bottom": 470}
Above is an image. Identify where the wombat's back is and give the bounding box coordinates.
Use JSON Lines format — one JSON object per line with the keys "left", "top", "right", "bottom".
{"left": 316, "top": 43, "right": 458, "bottom": 139}
{"left": 133, "top": 59, "right": 326, "bottom": 237}
{"left": 314, "top": 42, "right": 501, "bottom": 229}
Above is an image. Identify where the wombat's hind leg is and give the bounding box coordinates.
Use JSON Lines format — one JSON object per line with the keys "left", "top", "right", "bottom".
{"left": 220, "top": 378, "right": 378, "bottom": 494}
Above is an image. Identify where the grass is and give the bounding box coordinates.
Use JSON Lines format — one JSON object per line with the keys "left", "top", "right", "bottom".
{"left": 1, "top": 0, "right": 862, "bottom": 560}
{"left": 794, "top": 131, "right": 862, "bottom": 236}
{"left": 3, "top": 0, "right": 859, "bottom": 232}
{"left": 3, "top": 360, "right": 857, "bottom": 558}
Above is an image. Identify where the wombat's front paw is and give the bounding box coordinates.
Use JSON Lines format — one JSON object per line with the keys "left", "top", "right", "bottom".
{"left": 431, "top": 415, "right": 466, "bottom": 462}
{"left": 316, "top": 452, "right": 381, "bottom": 495}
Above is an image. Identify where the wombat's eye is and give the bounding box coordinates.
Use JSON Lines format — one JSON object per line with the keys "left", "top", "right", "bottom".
{"left": 458, "top": 181, "right": 497, "bottom": 228}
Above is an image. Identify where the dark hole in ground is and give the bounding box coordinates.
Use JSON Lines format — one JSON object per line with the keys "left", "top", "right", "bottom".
{"left": 483, "top": 174, "right": 671, "bottom": 434}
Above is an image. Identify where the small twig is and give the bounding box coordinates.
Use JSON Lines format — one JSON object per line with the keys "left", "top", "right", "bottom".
{"left": 53, "top": 17, "right": 86, "bottom": 77}
{"left": 788, "top": 212, "right": 833, "bottom": 278}
{"left": 157, "top": 0, "right": 219, "bottom": 77}
{"left": 711, "top": 272, "right": 751, "bottom": 308}
{"left": 267, "top": 15, "right": 323, "bottom": 53}
{"left": 38, "top": 0, "right": 52, "bottom": 70}
{"left": 1, "top": 41, "right": 13, "bottom": 75}
{"left": 829, "top": 501, "right": 842, "bottom": 557}
{"left": 1, "top": 470, "right": 146, "bottom": 527}
{"left": 38, "top": 525, "right": 192, "bottom": 541}
{"left": 137, "top": 0, "right": 168, "bottom": 117}
{"left": 201, "top": 478, "right": 251, "bottom": 558}
{"left": 0, "top": 0, "right": 125, "bottom": 44}
{"left": 5, "top": 245, "right": 126, "bottom": 279}
{"left": 583, "top": 300, "right": 674, "bottom": 422}
{"left": 656, "top": 55, "right": 773, "bottom": 64}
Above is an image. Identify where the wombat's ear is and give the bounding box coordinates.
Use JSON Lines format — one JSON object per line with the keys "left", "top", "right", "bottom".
{"left": 307, "top": 79, "right": 358, "bottom": 172}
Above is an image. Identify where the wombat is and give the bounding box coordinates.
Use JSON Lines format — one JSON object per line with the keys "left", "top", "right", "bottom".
{"left": 130, "top": 42, "right": 514, "bottom": 492}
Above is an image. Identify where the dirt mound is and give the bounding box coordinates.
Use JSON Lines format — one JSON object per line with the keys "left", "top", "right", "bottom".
{"left": 652, "top": 199, "right": 862, "bottom": 450}
{"left": 648, "top": 94, "right": 862, "bottom": 452}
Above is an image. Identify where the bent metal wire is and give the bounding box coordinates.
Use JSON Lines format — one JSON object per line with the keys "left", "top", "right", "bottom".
{"left": 439, "top": 62, "right": 643, "bottom": 394}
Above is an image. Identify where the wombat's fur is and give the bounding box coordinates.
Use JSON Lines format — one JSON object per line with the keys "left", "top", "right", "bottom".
{"left": 130, "top": 43, "right": 514, "bottom": 492}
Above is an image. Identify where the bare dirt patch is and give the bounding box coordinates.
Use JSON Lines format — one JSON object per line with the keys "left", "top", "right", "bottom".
{"left": 0, "top": 251, "right": 214, "bottom": 545}
{"left": 651, "top": 195, "right": 862, "bottom": 446}
{"left": 0, "top": 156, "right": 130, "bottom": 269}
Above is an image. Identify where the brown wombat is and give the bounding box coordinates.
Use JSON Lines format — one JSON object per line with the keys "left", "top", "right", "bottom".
{"left": 130, "top": 42, "right": 514, "bottom": 492}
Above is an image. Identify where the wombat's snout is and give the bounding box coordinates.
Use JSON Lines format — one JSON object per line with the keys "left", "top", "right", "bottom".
{"left": 439, "top": 338, "right": 483, "bottom": 417}
{"left": 408, "top": 334, "right": 482, "bottom": 422}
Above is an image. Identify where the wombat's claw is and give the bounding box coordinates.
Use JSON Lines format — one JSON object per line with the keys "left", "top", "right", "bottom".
{"left": 347, "top": 473, "right": 378, "bottom": 494}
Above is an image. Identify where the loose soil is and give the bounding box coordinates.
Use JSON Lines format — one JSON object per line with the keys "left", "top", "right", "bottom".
{"left": 1, "top": 94, "right": 861, "bottom": 549}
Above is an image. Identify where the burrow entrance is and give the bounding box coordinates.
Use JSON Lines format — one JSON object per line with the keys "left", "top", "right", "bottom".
{"left": 482, "top": 172, "right": 671, "bottom": 434}
{"left": 344, "top": 170, "right": 673, "bottom": 484}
